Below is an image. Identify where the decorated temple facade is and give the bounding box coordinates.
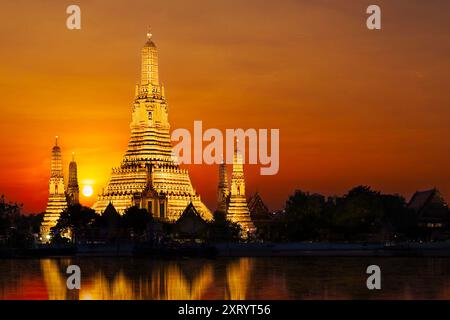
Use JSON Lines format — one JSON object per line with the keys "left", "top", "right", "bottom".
{"left": 227, "top": 146, "right": 255, "bottom": 233}
{"left": 216, "top": 145, "right": 256, "bottom": 234}
{"left": 40, "top": 137, "right": 68, "bottom": 241}
{"left": 93, "top": 34, "right": 212, "bottom": 221}
{"left": 67, "top": 153, "right": 79, "bottom": 205}
{"left": 217, "top": 162, "right": 229, "bottom": 214}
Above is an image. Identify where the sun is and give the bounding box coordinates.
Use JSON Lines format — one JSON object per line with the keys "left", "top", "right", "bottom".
{"left": 82, "top": 185, "right": 94, "bottom": 197}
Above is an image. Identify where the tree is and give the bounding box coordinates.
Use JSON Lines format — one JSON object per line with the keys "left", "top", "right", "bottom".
{"left": 0, "top": 195, "right": 21, "bottom": 236}
{"left": 0, "top": 195, "right": 34, "bottom": 248}
{"left": 92, "top": 204, "right": 123, "bottom": 242}
{"left": 207, "top": 211, "right": 242, "bottom": 242}
{"left": 381, "top": 194, "right": 418, "bottom": 239}
{"left": 28, "top": 213, "right": 44, "bottom": 235}
{"left": 51, "top": 204, "right": 98, "bottom": 244}
{"left": 272, "top": 191, "right": 327, "bottom": 241}
{"left": 331, "top": 186, "right": 384, "bottom": 239}
{"left": 122, "top": 206, "right": 153, "bottom": 241}
{"left": 271, "top": 186, "right": 424, "bottom": 242}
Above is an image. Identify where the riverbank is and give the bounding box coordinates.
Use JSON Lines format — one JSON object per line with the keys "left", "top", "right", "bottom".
{"left": 214, "top": 242, "right": 450, "bottom": 257}
{"left": 3, "top": 242, "right": 450, "bottom": 258}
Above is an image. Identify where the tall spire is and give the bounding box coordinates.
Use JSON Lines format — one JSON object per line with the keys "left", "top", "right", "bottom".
{"left": 41, "top": 137, "right": 68, "bottom": 242}
{"left": 51, "top": 136, "right": 63, "bottom": 178}
{"left": 93, "top": 31, "right": 211, "bottom": 221}
{"left": 232, "top": 140, "right": 244, "bottom": 181}
{"left": 140, "top": 31, "right": 159, "bottom": 91}
{"left": 130, "top": 31, "right": 169, "bottom": 135}
{"left": 217, "top": 161, "right": 229, "bottom": 213}
{"left": 227, "top": 140, "right": 255, "bottom": 235}
{"left": 67, "top": 152, "right": 79, "bottom": 205}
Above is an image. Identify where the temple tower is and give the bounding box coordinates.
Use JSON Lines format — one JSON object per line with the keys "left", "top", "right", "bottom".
{"left": 227, "top": 144, "right": 255, "bottom": 234}
{"left": 67, "top": 152, "right": 79, "bottom": 205}
{"left": 40, "top": 136, "right": 68, "bottom": 241}
{"left": 140, "top": 32, "right": 159, "bottom": 91}
{"left": 217, "top": 162, "right": 229, "bottom": 213}
{"left": 93, "top": 33, "right": 211, "bottom": 221}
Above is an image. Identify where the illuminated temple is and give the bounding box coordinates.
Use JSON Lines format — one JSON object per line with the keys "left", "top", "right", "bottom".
{"left": 40, "top": 137, "right": 68, "bottom": 240}
{"left": 217, "top": 146, "right": 256, "bottom": 234}
{"left": 67, "top": 153, "right": 79, "bottom": 205}
{"left": 93, "top": 33, "right": 212, "bottom": 220}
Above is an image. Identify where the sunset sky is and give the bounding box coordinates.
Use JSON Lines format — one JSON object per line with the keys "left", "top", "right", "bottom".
{"left": 0, "top": 0, "right": 449, "bottom": 213}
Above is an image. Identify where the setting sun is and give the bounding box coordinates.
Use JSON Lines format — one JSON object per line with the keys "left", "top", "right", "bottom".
{"left": 82, "top": 185, "right": 94, "bottom": 197}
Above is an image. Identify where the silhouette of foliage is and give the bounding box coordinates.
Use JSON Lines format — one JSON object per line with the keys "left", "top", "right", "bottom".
{"left": 122, "top": 206, "right": 153, "bottom": 240}
{"left": 92, "top": 205, "right": 123, "bottom": 242}
{"left": 0, "top": 195, "right": 39, "bottom": 248}
{"left": 269, "top": 186, "right": 441, "bottom": 242}
{"left": 207, "top": 211, "right": 242, "bottom": 242}
{"left": 51, "top": 204, "right": 98, "bottom": 244}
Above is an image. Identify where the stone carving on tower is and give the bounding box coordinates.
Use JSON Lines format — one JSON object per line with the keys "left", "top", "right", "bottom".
{"left": 67, "top": 152, "right": 79, "bottom": 205}
{"left": 225, "top": 145, "right": 255, "bottom": 233}
{"left": 93, "top": 33, "right": 212, "bottom": 221}
{"left": 40, "top": 137, "right": 68, "bottom": 241}
{"left": 217, "top": 162, "right": 229, "bottom": 214}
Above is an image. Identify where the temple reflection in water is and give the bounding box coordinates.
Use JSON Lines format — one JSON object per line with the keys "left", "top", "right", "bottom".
{"left": 2, "top": 257, "right": 450, "bottom": 300}
{"left": 39, "top": 258, "right": 262, "bottom": 300}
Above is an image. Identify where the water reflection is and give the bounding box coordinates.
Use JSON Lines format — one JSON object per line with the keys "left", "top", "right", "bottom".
{"left": 38, "top": 258, "right": 254, "bottom": 300}
{"left": 225, "top": 258, "right": 252, "bottom": 300}
{"left": 41, "top": 259, "right": 67, "bottom": 300}
{"left": 1, "top": 257, "right": 450, "bottom": 299}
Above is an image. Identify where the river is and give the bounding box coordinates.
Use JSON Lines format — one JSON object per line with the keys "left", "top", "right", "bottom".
{"left": 0, "top": 257, "right": 449, "bottom": 299}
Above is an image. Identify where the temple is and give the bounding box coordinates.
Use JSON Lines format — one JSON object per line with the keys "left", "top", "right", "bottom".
{"left": 248, "top": 192, "right": 272, "bottom": 237}
{"left": 40, "top": 137, "right": 68, "bottom": 241}
{"left": 67, "top": 152, "right": 79, "bottom": 205}
{"left": 93, "top": 33, "right": 212, "bottom": 221}
{"left": 408, "top": 188, "right": 449, "bottom": 229}
{"left": 217, "top": 145, "right": 255, "bottom": 234}
{"left": 217, "top": 162, "right": 229, "bottom": 214}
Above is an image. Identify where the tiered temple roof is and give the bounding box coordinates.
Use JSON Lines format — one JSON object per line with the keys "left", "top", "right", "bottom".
{"left": 174, "top": 202, "right": 208, "bottom": 238}
{"left": 408, "top": 188, "right": 450, "bottom": 228}
{"left": 40, "top": 137, "right": 68, "bottom": 241}
{"left": 225, "top": 146, "right": 255, "bottom": 233}
{"left": 67, "top": 152, "right": 79, "bottom": 205}
{"left": 248, "top": 192, "right": 272, "bottom": 223}
{"left": 93, "top": 34, "right": 211, "bottom": 221}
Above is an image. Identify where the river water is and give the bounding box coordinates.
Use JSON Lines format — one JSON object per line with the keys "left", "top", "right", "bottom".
{"left": 0, "top": 257, "right": 449, "bottom": 299}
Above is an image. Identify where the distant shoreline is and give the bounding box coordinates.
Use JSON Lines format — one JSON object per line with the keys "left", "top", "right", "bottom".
{"left": 3, "top": 242, "right": 450, "bottom": 258}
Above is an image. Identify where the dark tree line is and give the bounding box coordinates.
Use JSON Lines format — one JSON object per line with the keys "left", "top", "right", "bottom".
{"left": 207, "top": 211, "right": 242, "bottom": 242}
{"left": 0, "top": 195, "right": 42, "bottom": 248}
{"left": 50, "top": 205, "right": 154, "bottom": 244}
{"left": 50, "top": 205, "right": 242, "bottom": 245}
{"left": 2, "top": 185, "right": 449, "bottom": 248}
{"left": 269, "top": 186, "right": 449, "bottom": 242}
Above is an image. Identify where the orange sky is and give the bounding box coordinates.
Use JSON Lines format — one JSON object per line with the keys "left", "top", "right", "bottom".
{"left": 0, "top": 0, "right": 449, "bottom": 213}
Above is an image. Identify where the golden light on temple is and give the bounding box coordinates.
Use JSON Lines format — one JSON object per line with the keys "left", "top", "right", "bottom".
{"left": 92, "top": 33, "right": 212, "bottom": 220}
{"left": 0, "top": 1, "right": 449, "bottom": 214}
